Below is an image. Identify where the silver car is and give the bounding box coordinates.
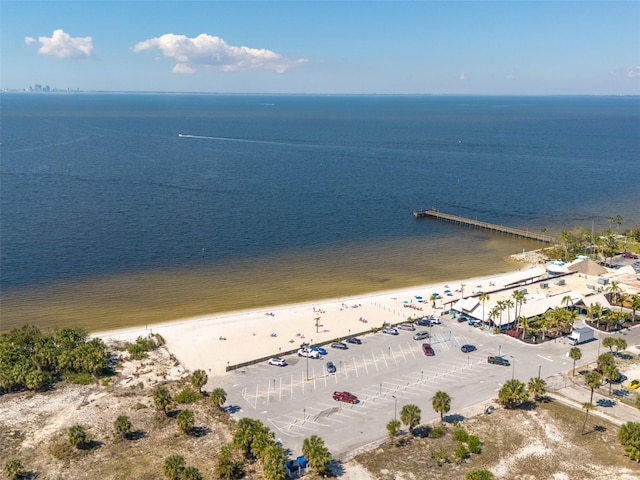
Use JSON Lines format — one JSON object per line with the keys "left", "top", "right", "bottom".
{"left": 413, "top": 331, "right": 430, "bottom": 340}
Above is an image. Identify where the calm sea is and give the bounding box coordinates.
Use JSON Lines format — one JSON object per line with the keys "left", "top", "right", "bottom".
{"left": 1, "top": 94, "right": 639, "bottom": 332}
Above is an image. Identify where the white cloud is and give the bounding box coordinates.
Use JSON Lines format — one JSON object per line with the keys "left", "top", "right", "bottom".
{"left": 132, "top": 33, "right": 307, "bottom": 74}
{"left": 459, "top": 71, "right": 466, "bottom": 81}
{"left": 626, "top": 66, "right": 640, "bottom": 78}
{"left": 26, "top": 29, "right": 93, "bottom": 58}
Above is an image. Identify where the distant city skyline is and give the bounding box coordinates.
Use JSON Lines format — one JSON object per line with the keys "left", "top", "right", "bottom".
{"left": 1, "top": 1, "right": 639, "bottom": 95}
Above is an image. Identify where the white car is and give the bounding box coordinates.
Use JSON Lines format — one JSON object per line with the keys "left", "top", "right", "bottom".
{"left": 268, "top": 357, "right": 287, "bottom": 367}
{"left": 298, "top": 348, "right": 320, "bottom": 359}
{"left": 382, "top": 327, "right": 399, "bottom": 335}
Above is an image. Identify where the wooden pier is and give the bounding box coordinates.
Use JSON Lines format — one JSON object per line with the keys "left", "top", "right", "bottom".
{"left": 413, "top": 209, "right": 553, "bottom": 243}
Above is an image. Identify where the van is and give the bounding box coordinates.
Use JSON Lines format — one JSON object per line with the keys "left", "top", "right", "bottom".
{"left": 398, "top": 322, "right": 416, "bottom": 331}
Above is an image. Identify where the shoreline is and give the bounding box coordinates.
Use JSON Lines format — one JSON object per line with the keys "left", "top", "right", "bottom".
{"left": 95, "top": 264, "right": 541, "bottom": 376}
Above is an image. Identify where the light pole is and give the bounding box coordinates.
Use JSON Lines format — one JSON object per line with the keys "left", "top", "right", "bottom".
{"left": 538, "top": 365, "right": 541, "bottom": 379}
{"left": 510, "top": 356, "right": 516, "bottom": 380}
{"left": 392, "top": 395, "right": 397, "bottom": 423}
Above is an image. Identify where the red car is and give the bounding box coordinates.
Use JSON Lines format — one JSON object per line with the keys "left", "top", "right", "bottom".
{"left": 622, "top": 252, "right": 639, "bottom": 259}
{"left": 422, "top": 343, "right": 435, "bottom": 356}
{"left": 332, "top": 391, "right": 358, "bottom": 404}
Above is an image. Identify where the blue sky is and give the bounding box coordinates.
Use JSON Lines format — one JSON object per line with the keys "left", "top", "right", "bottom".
{"left": 1, "top": 1, "right": 639, "bottom": 94}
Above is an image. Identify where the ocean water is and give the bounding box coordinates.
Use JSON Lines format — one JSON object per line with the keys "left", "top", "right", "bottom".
{"left": 1, "top": 94, "right": 639, "bottom": 332}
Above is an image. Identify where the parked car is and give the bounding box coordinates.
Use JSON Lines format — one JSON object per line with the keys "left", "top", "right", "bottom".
{"left": 298, "top": 348, "right": 320, "bottom": 359}
{"left": 346, "top": 337, "right": 362, "bottom": 345}
{"left": 383, "top": 327, "right": 399, "bottom": 335}
{"left": 333, "top": 391, "right": 358, "bottom": 403}
{"left": 310, "top": 346, "right": 327, "bottom": 355}
{"left": 326, "top": 361, "right": 337, "bottom": 373}
{"left": 487, "top": 356, "right": 510, "bottom": 366}
{"left": 413, "top": 331, "right": 430, "bottom": 340}
{"left": 622, "top": 252, "right": 639, "bottom": 259}
{"left": 268, "top": 357, "right": 287, "bottom": 366}
{"left": 397, "top": 322, "right": 416, "bottom": 331}
{"left": 461, "top": 344, "right": 477, "bottom": 353}
{"left": 331, "top": 342, "right": 348, "bottom": 350}
{"left": 417, "top": 316, "right": 440, "bottom": 326}
{"left": 422, "top": 343, "right": 435, "bottom": 356}
{"left": 628, "top": 379, "right": 640, "bottom": 390}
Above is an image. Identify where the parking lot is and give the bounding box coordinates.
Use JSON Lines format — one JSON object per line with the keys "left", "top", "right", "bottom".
{"left": 219, "top": 314, "right": 597, "bottom": 457}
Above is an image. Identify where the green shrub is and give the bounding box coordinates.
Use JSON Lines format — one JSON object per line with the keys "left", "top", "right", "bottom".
{"left": 453, "top": 424, "right": 469, "bottom": 442}
{"left": 127, "top": 336, "right": 157, "bottom": 360}
{"left": 428, "top": 426, "right": 444, "bottom": 438}
{"left": 455, "top": 442, "right": 469, "bottom": 461}
{"left": 468, "top": 435, "right": 481, "bottom": 454}
{"left": 175, "top": 387, "right": 201, "bottom": 404}
{"left": 65, "top": 372, "right": 94, "bottom": 385}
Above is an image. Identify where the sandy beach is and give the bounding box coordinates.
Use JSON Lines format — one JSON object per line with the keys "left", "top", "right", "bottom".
{"left": 96, "top": 266, "right": 543, "bottom": 376}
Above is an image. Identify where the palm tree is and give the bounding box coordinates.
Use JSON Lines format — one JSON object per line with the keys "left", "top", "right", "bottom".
{"left": 602, "top": 363, "right": 620, "bottom": 395}
{"left": 527, "top": 377, "right": 546, "bottom": 402}
{"left": 386, "top": 419, "right": 401, "bottom": 441}
{"left": 569, "top": 347, "right": 582, "bottom": 376}
{"left": 618, "top": 422, "right": 640, "bottom": 462}
{"left": 496, "top": 301, "right": 506, "bottom": 328}
{"left": 190, "top": 369, "right": 208, "bottom": 394}
{"left": 163, "top": 455, "right": 186, "bottom": 480}
{"left": 432, "top": 390, "right": 451, "bottom": 422}
{"left": 512, "top": 290, "right": 526, "bottom": 321}
{"left": 580, "top": 402, "right": 594, "bottom": 435}
{"left": 479, "top": 292, "right": 490, "bottom": 324}
{"left": 215, "top": 444, "right": 245, "bottom": 480}
{"left": 210, "top": 387, "right": 227, "bottom": 410}
{"left": 176, "top": 409, "right": 195, "bottom": 434}
{"left": 498, "top": 379, "right": 529, "bottom": 409}
{"left": 262, "top": 444, "right": 286, "bottom": 480}
{"left": 400, "top": 404, "right": 421, "bottom": 434}
{"left": 518, "top": 316, "right": 530, "bottom": 340}
{"left": 114, "top": 415, "right": 132, "bottom": 440}
{"left": 68, "top": 424, "right": 89, "bottom": 449}
{"left": 561, "top": 295, "right": 573, "bottom": 310}
{"left": 504, "top": 299, "right": 514, "bottom": 326}
{"left": 584, "top": 371, "right": 602, "bottom": 403}
{"left": 488, "top": 307, "right": 500, "bottom": 328}
{"left": 602, "top": 337, "right": 616, "bottom": 354}
{"left": 631, "top": 295, "right": 640, "bottom": 323}
{"left": 607, "top": 280, "right": 622, "bottom": 307}
{"left": 615, "top": 337, "right": 628, "bottom": 355}
{"left": 154, "top": 387, "right": 172, "bottom": 415}
{"left": 302, "top": 435, "right": 332, "bottom": 475}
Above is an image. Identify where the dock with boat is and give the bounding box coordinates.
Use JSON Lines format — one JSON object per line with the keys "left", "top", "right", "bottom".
{"left": 413, "top": 209, "right": 553, "bottom": 243}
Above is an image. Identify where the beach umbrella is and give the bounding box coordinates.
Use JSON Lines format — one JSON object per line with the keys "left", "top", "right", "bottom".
{"left": 415, "top": 295, "right": 423, "bottom": 301}
{"left": 432, "top": 293, "right": 440, "bottom": 297}
{"left": 444, "top": 289, "right": 451, "bottom": 293}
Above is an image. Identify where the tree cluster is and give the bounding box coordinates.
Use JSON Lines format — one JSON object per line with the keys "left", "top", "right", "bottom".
{"left": 0, "top": 325, "right": 109, "bottom": 394}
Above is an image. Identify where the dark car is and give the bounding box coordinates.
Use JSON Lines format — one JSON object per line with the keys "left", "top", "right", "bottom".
{"left": 461, "top": 344, "right": 477, "bottom": 353}
{"left": 417, "top": 316, "right": 438, "bottom": 326}
{"left": 331, "top": 342, "right": 348, "bottom": 350}
{"left": 422, "top": 343, "right": 435, "bottom": 356}
{"left": 346, "top": 337, "right": 362, "bottom": 345}
{"left": 488, "top": 356, "right": 510, "bottom": 366}
{"left": 326, "top": 361, "right": 336, "bottom": 373}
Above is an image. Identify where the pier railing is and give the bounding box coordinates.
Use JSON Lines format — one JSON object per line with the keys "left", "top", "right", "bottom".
{"left": 413, "top": 209, "right": 553, "bottom": 243}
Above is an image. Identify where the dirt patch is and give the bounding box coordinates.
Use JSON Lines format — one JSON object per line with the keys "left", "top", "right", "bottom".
{"left": 350, "top": 401, "right": 640, "bottom": 480}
